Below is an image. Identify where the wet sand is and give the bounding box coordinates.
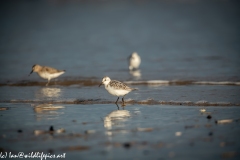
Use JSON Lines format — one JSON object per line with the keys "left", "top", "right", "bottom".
{"left": 0, "top": 82, "right": 239, "bottom": 160}
{"left": 0, "top": 104, "right": 239, "bottom": 160}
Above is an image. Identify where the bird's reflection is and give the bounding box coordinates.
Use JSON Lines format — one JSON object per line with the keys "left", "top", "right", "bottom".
{"left": 35, "top": 88, "right": 62, "bottom": 99}
{"left": 41, "top": 88, "right": 61, "bottom": 97}
{"left": 33, "top": 104, "right": 64, "bottom": 121}
{"left": 104, "top": 104, "right": 131, "bottom": 129}
{"left": 129, "top": 69, "right": 141, "bottom": 79}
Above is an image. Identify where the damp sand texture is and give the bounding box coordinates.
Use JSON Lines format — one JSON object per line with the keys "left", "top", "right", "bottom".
{"left": 0, "top": 104, "right": 240, "bottom": 160}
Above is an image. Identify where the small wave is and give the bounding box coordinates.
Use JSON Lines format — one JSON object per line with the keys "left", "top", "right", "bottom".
{"left": 2, "top": 99, "right": 239, "bottom": 106}
{"left": 125, "top": 80, "right": 240, "bottom": 86}
{"left": 0, "top": 79, "right": 239, "bottom": 86}
{"left": 192, "top": 81, "right": 240, "bottom": 85}
{"left": 125, "top": 80, "right": 170, "bottom": 85}
{"left": 0, "top": 79, "right": 100, "bottom": 86}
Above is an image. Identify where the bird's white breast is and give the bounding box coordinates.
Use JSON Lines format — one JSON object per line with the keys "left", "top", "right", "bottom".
{"left": 105, "top": 85, "right": 130, "bottom": 97}
{"left": 38, "top": 71, "right": 64, "bottom": 80}
{"left": 129, "top": 56, "right": 141, "bottom": 69}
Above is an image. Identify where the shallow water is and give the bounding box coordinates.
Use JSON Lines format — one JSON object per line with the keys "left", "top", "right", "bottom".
{"left": 0, "top": 104, "right": 240, "bottom": 160}
{"left": 0, "top": 85, "right": 239, "bottom": 105}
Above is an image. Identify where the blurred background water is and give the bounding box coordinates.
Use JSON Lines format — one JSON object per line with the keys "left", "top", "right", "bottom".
{"left": 0, "top": 0, "right": 239, "bottom": 83}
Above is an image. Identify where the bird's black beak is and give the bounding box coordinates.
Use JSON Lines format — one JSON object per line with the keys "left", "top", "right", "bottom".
{"left": 99, "top": 82, "right": 103, "bottom": 87}
{"left": 28, "top": 70, "right": 33, "bottom": 76}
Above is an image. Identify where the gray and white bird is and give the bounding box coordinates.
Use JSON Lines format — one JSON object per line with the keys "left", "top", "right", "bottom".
{"left": 99, "top": 76, "right": 137, "bottom": 105}
{"left": 128, "top": 52, "right": 141, "bottom": 70}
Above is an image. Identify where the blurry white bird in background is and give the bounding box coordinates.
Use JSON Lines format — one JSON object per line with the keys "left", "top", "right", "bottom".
{"left": 128, "top": 52, "right": 141, "bottom": 70}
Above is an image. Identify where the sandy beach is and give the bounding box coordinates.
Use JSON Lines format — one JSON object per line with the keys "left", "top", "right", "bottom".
{"left": 0, "top": 104, "right": 240, "bottom": 160}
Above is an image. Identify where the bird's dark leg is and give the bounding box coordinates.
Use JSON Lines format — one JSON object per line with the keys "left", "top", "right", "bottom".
{"left": 122, "top": 97, "right": 126, "bottom": 106}
{"left": 115, "top": 97, "right": 119, "bottom": 104}
{"left": 115, "top": 103, "right": 120, "bottom": 110}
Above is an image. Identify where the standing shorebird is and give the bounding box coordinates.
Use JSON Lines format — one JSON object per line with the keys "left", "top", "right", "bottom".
{"left": 128, "top": 52, "right": 141, "bottom": 70}
{"left": 99, "top": 76, "right": 137, "bottom": 105}
{"left": 29, "top": 64, "right": 65, "bottom": 86}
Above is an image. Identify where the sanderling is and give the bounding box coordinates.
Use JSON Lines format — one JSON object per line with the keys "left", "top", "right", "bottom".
{"left": 29, "top": 64, "right": 65, "bottom": 86}
{"left": 128, "top": 52, "right": 141, "bottom": 70}
{"left": 99, "top": 76, "right": 137, "bottom": 105}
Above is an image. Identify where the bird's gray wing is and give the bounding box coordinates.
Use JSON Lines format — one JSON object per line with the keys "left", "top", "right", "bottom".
{"left": 109, "top": 80, "right": 133, "bottom": 91}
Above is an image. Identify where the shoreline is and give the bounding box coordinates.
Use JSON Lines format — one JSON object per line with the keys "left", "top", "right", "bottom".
{"left": 1, "top": 99, "right": 239, "bottom": 106}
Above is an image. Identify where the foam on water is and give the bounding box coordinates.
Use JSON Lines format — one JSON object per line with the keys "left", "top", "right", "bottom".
{"left": 125, "top": 80, "right": 240, "bottom": 86}
{"left": 193, "top": 81, "right": 240, "bottom": 86}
